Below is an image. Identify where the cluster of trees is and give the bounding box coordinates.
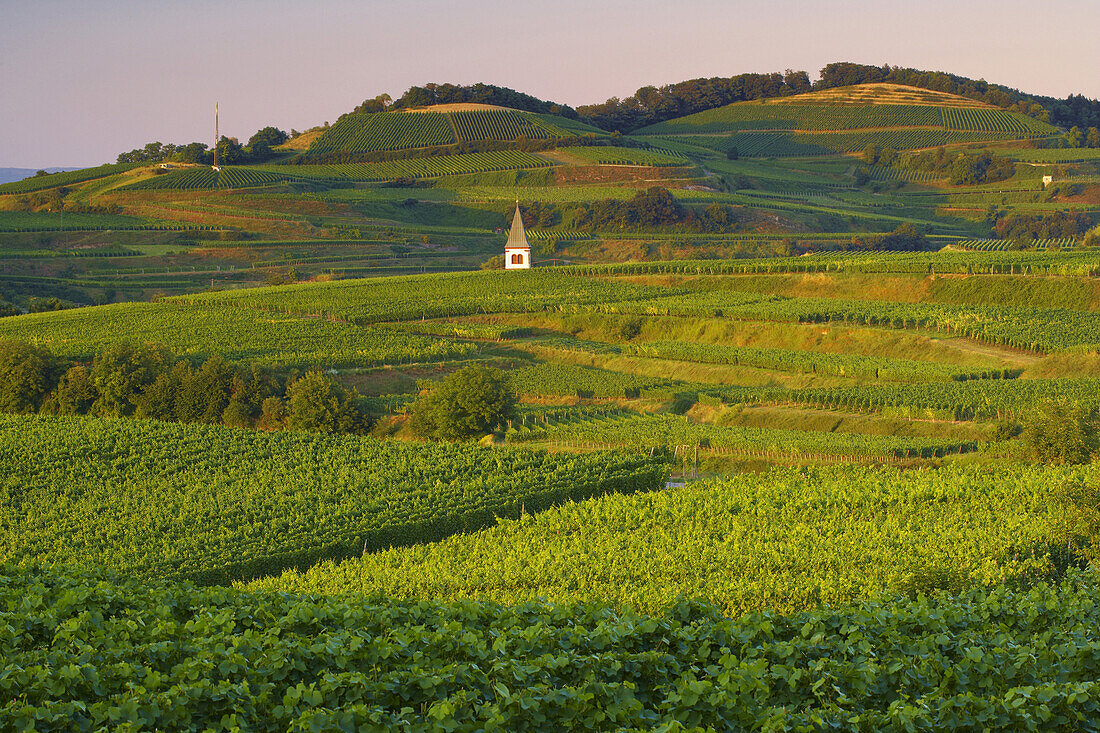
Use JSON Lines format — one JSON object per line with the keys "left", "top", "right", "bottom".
{"left": 861, "top": 145, "right": 900, "bottom": 167}
{"left": 834, "top": 225, "right": 932, "bottom": 253}
{"left": 577, "top": 71, "right": 813, "bottom": 133}
{"left": 409, "top": 365, "right": 516, "bottom": 441}
{"left": 563, "top": 187, "right": 742, "bottom": 233}
{"left": 994, "top": 210, "right": 1091, "bottom": 241}
{"left": 1054, "top": 126, "right": 1100, "bottom": 149}
{"left": 0, "top": 340, "right": 370, "bottom": 434}
{"left": 892, "top": 148, "right": 1015, "bottom": 186}
{"left": 117, "top": 127, "right": 289, "bottom": 165}
{"left": 818, "top": 62, "right": 1100, "bottom": 131}
{"left": 0, "top": 296, "right": 75, "bottom": 319}
{"left": 1026, "top": 400, "right": 1098, "bottom": 465}
{"left": 384, "top": 83, "right": 578, "bottom": 119}
{"left": 573, "top": 62, "right": 1100, "bottom": 133}
{"left": 816, "top": 63, "right": 1052, "bottom": 121}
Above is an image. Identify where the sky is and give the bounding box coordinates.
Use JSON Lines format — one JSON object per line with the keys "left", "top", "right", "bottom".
{"left": 2, "top": 0, "right": 1099, "bottom": 168}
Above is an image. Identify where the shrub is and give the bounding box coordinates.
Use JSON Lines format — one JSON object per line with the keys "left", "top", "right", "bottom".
{"left": 0, "top": 340, "right": 60, "bottom": 414}
{"left": 1025, "top": 399, "right": 1098, "bottom": 464}
{"left": 409, "top": 366, "right": 516, "bottom": 441}
{"left": 285, "top": 371, "right": 367, "bottom": 434}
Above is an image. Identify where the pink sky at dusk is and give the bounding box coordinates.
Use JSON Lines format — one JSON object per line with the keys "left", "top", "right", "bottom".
{"left": 2, "top": 0, "right": 1098, "bottom": 167}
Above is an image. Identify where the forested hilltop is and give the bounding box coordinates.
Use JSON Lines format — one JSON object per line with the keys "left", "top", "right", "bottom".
{"left": 577, "top": 61, "right": 1100, "bottom": 132}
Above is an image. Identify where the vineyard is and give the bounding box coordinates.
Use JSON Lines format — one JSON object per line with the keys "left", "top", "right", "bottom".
{"left": 0, "top": 302, "right": 474, "bottom": 367}
{"left": 0, "top": 414, "right": 667, "bottom": 584}
{"left": 170, "top": 269, "right": 672, "bottom": 324}
{"left": 307, "top": 112, "right": 456, "bottom": 154}
{"left": 634, "top": 84, "right": 1058, "bottom": 158}
{"left": 255, "top": 462, "right": 1083, "bottom": 614}
{"left": 941, "top": 106, "right": 1055, "bottom": 135}
{"left": 116, "top": 152, "right": 556, "bottom": 190}
{"left": 0, "top": 162, "right": 144, "bottom": 195}
{"left": 304, "top": 107, "right": 605, "bottom": 156}
{"left": 621, "top": 339, "right": 1018, "bottom": 383}
{"left": 710, "top": 129, "right": 1027, "bottom": 157}
{"left": 507, "top": 410, "right": 977, "bottom": 458}
{"left": 0, "top": 211, "right": 185, "bottom": 232}
{"left": 558, "top": 145, "right": 691, "bottom": 167}
{"left": 638, "top": 99, "right": 1056, "bottom": 141}
{"left": 262, "top": 151, "right": 554, "bottom": 181}
{"left": 5, "top": 69, "right": 1100, "bottom": 731}
{"left": 594, "top": 290, "right": 1100, "bottom": 352}
{"left": 637, "top": 103, "right": 946, "bottom": 135}
{"left": 120, "top": 166, "right": 291, "bottom": 191}
{"left": 573, "top": 250, "right": 1100, "bottom": 277}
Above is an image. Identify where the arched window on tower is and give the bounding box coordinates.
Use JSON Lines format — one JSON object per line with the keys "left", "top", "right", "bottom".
{"left": 511, "top": 253, "right": 523, "bottom": 265}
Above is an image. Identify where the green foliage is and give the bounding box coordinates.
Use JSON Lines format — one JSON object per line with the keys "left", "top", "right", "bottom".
{"left": 89, "top": 342, "right": 172, "bottom": 417}
{"left": 1050, "top": 479, "right": 1100, "bottom": 565}
{"left": 0, "top": 340, "right": 59, "bottom": 413}
{"left": 948, "top": 151, "right": 1015, "bottom": 185}
{"left": 1026, "top": 399, "right": 1099, "bottom": 464}
{"left": 995, "top": 210, "right": 1092, "bottom": 241}
{"left": 8, "top": 565, "right": 1100, "bottom": 730}
{"left": 285, "top": 370, "right": 367, "bottom": 434}
{"left": 410, "top": 366, "right": 516, "bottom": 441}
{"left": 0, "top": 413, "right": 666, "bottom": 584}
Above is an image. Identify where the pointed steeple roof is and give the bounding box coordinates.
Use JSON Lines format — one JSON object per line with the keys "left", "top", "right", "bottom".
{"left": 505, "top": 202, "right": 529, "bottom": 250}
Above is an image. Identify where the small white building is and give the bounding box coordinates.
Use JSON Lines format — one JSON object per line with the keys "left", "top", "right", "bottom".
{"left": 504, "top": 203, "right": 531, "bottom": 269}
{"left": 1042, "top": 175, "right": 1054, "bottom": 188}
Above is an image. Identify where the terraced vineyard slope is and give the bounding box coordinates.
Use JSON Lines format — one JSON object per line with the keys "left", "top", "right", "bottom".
{"left": 634, "top": 83, "right": 1059, "bottom": 156}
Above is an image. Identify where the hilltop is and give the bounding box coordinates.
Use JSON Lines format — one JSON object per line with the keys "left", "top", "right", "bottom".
{"left": 634, "top": 83, "right": 1059, "bottom": 157}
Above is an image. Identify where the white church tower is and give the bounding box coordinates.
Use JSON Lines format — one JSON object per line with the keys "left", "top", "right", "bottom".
{"left": 504, "top": 202, "right": 531, "bottom": 270}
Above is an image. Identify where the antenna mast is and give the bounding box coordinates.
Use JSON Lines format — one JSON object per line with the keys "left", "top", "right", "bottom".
{"left": 213, "top": 102, "right": 219, "bottom": 168}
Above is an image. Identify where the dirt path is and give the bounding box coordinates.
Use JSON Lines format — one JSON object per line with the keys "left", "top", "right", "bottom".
{"left": 938, "top": 337, "right": 1042, "bottom": 365}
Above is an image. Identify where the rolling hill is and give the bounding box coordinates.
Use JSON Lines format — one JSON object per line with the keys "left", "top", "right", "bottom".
{"left": 305, "top": 104, "right": 607, "bottom": 157}
{"left": 633, "top": 83, "right": 1060, "bottom": 157}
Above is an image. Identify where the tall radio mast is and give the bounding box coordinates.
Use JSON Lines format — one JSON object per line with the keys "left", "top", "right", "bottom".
{"left": 213, "top": 102, "right": 219, "bottom": 168}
